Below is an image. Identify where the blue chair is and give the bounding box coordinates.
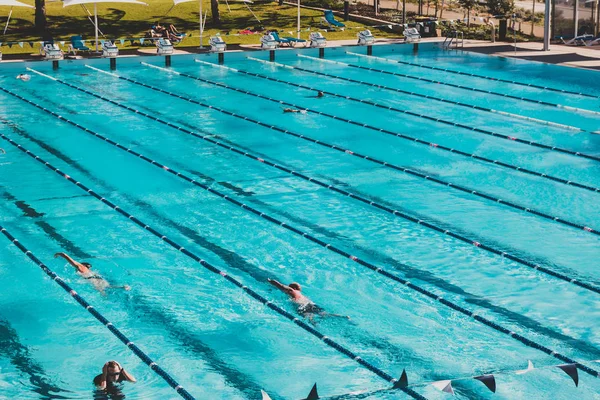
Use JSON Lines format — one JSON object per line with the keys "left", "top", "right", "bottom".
{"left": 322, "top": 10, "right": 345, "bottom": 28}
{"left": 69, "top": 35, "right": 90, "bottom": 55}
{"left": 270, "top": 31, "right": 307, "bottom": 47}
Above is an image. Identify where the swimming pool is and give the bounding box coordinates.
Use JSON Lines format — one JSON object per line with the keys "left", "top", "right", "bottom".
{"left": 0, "top": 42, "right": 599, "bottom": 399}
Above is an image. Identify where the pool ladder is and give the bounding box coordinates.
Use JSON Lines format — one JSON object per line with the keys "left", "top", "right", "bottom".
{"left": 443, "top": 30, "right": 464, "bottom": 49}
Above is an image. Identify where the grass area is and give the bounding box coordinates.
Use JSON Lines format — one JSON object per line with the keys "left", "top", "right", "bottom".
{"left": 0, "top": 0, "right": 399, "bottom": 54}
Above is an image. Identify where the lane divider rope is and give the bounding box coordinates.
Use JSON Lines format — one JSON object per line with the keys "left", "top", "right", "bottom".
{"left": 0, "top": 224, "right": 196, "bottom": 400}
{"left": 262, "top": 56, "right": 583, "bottom": 133}
{"left": 342, "top": 52, "right": 600, "bottom": 118}
{"left": 0, "top": 132, "right": 427, "bottom": 400}
{"left": 347, "top": 51, "right": 600, "bottom": 102}
{"left": 293, "top": 54, "right": 600, "bottom": 158}
{"left": 2, "top": 133, "right": 597, "bottom": 381}
{"left": 56, "top": 65, "right": 600, "bottom": 240}
{"left": 190, "top": 59, "right": 600, "bottom": 195}
{"left": 20, "top": 70, "right": 600, "bottom": 295}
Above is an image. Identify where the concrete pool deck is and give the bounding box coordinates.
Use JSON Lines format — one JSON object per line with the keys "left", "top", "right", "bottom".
{"left": 1, "top": 38, "right": 599, "bottom": 71}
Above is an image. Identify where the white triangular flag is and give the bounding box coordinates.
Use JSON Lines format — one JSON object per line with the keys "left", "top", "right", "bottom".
{"left": 516, "top": 360, "right": 535, "bottom": 375}
{"left": 59, "top": 41, "right": 65, "bottom": 46}
{"left": 120, "top": 39, "right": 125, "bottom": 45}
{"left": 260, "top": 390, "right": 272, "bottom": 400}
{"left": 140, "top": 38, "right": 145, "bottom": 45}
{"left": 388, "top": 24, "right": 393, "bottom": 29}
{"left": 432, "top": 380, "right": 454, "bottom": 395}
{"left": 18, "top": 42, "right": 23, "bottom": 48}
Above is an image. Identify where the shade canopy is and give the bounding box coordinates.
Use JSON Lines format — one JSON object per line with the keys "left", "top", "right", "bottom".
{"left": 0, "top": 0, "right": 33, "bottom": 8}
{"left": 63, "top": 0, "right": 146, "bottom": 7}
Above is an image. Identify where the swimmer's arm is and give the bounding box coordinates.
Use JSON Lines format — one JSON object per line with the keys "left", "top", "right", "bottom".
{"left": 121, "top": 368, "right": 136, "bottom": 383}
{"left": 267, "top": 279, "right": 292, "bottom": 294}
{"left": 94, "top": 367, "right": 108, "bottom": 389}
{"left": 54, "top": 252, "right": 82, "bottom": 268}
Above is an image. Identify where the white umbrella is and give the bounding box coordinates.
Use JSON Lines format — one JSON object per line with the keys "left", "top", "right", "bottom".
{"left": 63, "top": 0, "right": 147, "bottom": 52}
{"left": 1, "top": 0, "right": 34, "bottom": 35}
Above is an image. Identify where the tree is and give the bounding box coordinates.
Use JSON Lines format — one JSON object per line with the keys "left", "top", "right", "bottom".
{"left": 486, "top": 0, "right": 513, "bottom": 17}
{"left": 34, "top": 0, "right": 47, "bottom": 35}
{"left": 458, "top": 0, "right": 478, "bottom": 26}
{"left": 211, "top": 0, "right": 220, "bottom": 25}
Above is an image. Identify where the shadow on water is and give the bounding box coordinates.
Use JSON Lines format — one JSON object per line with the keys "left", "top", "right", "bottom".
{"left": 3, "top": 117, "right": 597, "bottom": 397}
{"left": 0, "top": 318, "right": 71, "bottom": 399}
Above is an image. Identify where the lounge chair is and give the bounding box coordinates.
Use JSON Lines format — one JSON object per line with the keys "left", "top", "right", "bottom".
{"left": 404, "top": 27, "right": 421, "bottom": 43}
{"left": 40, "top": 42, "right": 64, "bottom": 60}
{"left": 209, "top": 36, "right": 226, "bottom": 52}
{"left": 560, "top": 34, "right": 594, "bottom": 46}
{"left": 321, "top": 10, "right": 345, "bottom": 29}
{"left": 68, "top": 35, "right": 90, "bottom": 55}
{"left": 585, "top": 36, "right": 600, "bottom": 46}
{"left": 309, "top": 32, "right": 327, "bottom": 48}
{"left": 260, "top": 33, "right": 279, "bottom": 50}
{"left": 156, "top": 38, "right": 174, "bottom": 55}
{"left": 269, "top": 31, "right": 307, "bottom": 47}
{"left": 357, "top": 29, "right": 375, "bottom": 45}
{"left": 102, "top": 40, "right": 118, "bottom": 58}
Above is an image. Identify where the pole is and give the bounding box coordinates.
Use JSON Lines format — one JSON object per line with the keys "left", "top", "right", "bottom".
{"left": 297, "top": 0, "right": 300, "bottom": 39}
{"left": 199, "top": 0, "right": 203, "bottom": 49}
{"left": 543, "top": 0, "right": 550, "bottom": 50}
{"left": 94, "top": 2, "right": 99, "bottom": 52}
{"left": 3, "top": 7, "right": 12, "bottom": 35}
{"left": 574, "top": 0, "right": 579, "bottom": 37}
{"left": 402, "top": 0, "right": 406, "bottom": 23}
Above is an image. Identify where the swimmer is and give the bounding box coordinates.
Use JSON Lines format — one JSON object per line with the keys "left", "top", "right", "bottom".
{"left": 267, "top": 278, "right": 349, "bottom": 325}
{"left": 0, "top": 148, "right": 5, "bottom": 154}
{"left": 93, "top": 360, "right": 136, "bottom": 392}
{"left": 310, "top": 91, "right": 324, "bottom": 98}
{"left": 283, "top": 108, "right": 307, "bottom": 114}
{"left": 54, "top": 252, "right": 130, "bottom": 294}
{"left": 16, "top": 74, "right": 31, "bottom": 82}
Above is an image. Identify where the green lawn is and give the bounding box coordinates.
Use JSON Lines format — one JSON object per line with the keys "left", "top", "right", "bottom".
{"left": 0, "top": 0, "right": 399, "bottom": 54}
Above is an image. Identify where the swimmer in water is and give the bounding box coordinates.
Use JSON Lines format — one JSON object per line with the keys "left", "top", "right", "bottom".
{"left": 283, "top": 108, "right": 307, "bottom": 114}
{"left": 16, "top": 74, "right": 31, "bottom": 82}
{"left": 93, "top": 360, "right": 136, "bottom": 392}
{"left": 268, "top": 278, "right": 349, "bottom": 325}
{"left": 54, "top": 252, "right": 130, "bottom": 294}
{"left": 309, "top": 91, "right": 324, "bottom": 98}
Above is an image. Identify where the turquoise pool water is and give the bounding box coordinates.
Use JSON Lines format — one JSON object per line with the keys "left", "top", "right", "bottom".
{"left": 0, "top": 43, "right": 599, "bottom": 399}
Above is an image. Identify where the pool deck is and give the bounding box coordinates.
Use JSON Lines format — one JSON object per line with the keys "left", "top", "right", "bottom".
{"left": 1, "top": 38, "right": 599, "bottom": 71}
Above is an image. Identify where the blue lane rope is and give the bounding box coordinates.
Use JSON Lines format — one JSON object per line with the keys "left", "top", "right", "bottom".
{"left": 0, "top": 133, "right": 427, "bottom": 400}
{"left": 18, "top": 71, "right": 600, "bottom": 296}
{"left": 0, "top": 225, "right": 196, "bottom": 400}
{"left": 2, "top": 103, "right": 599, "bottom": 382}
{"left": 35, "top": 67, "right": 600, "bottom": 278}
{"left": 107, "top": 62, "right": 600, "bottom": 239}
{"left": 256, "top": 54, "right": 600, "bottom": 164}
{"left": 341, "top": 52, "right": 600, "bottom": 118}
{"left": 346, "top": 51, "right": 600, "bottom": 102}
{"left": 190, "top": 59, "right": 600, "bottom": 195}
{"left": 255, "top": 56, "right": 583, "bottom": 133}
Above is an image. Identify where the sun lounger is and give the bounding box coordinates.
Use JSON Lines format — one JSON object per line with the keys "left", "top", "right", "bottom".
{"left": 321, "top": 10, "right": 345, "bottom": 29}
{"left": 40, "top": 41, "right": 64, "bottom": 60}
{"left": 209, "top": 36, "right": 226, "bottom": 52}
{"left": 309, "top": 32, "right": 327, "bottom": 48}
{"left": 156, "top": 38, "right": 174, "bottom": 55}
{"left": 68, "top": 35, "right": 90, "bottom": 55}
{"left": 560, "top": 34, "right": 594, "bottom": 46}
{"left": 269, "top": 31, "right": 307, "bottom": 47}
{"left": 404, "top": 27, "right": 421, "bottom": 43}
{"left": 358, "top": 29, "right": 375, "bottom": 45}
{"left": 260, "top": 33, "right": 279, "bottom": 50}
{"left": 584, "top": 36, "right": 600, "bottom": 46}
{"left": 102, "top": 40, "right": 118, "bottom": 57}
